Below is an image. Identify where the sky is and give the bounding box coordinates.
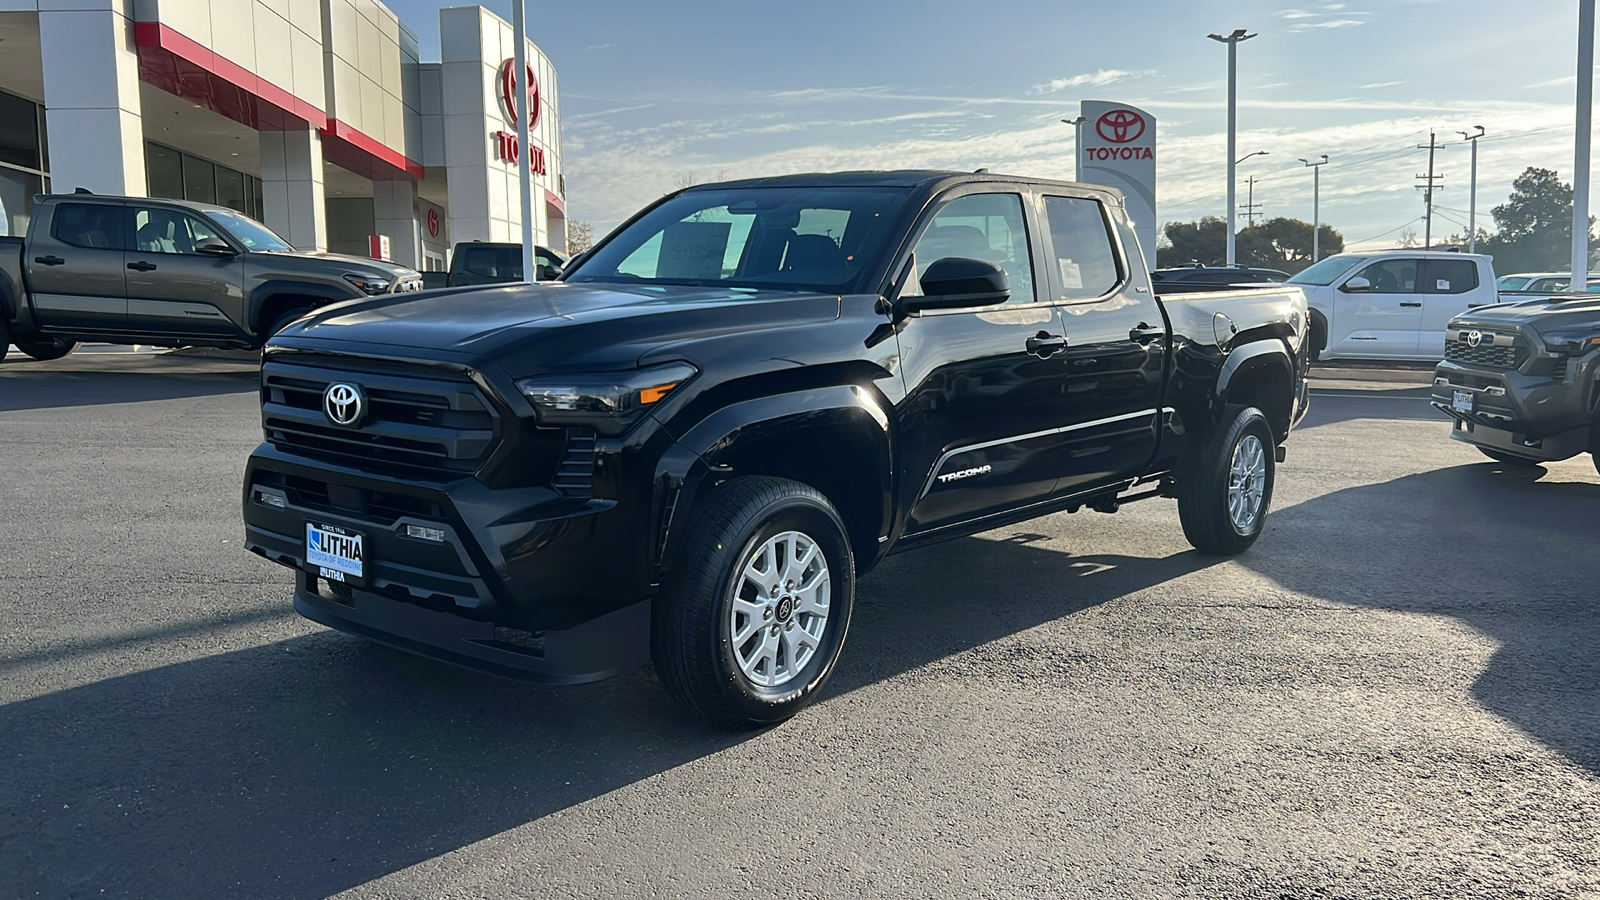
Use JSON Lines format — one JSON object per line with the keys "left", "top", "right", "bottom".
{"left": 394, "top": 0, "right": 1592, "bottom": 251}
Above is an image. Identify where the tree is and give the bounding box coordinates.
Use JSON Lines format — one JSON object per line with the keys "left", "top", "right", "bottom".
{"left": 1156, "top": 216, "right": 1342, "bottom": 273}
{"left": 1477, "top": 167, "right": 1594, "bottom": 273}
{"left": 568, "top": 220, "right": 595, "bottom": 254}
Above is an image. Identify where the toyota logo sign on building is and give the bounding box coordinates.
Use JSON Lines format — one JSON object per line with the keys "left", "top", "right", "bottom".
{"left": 499, "top": 59, "right": 540, "bottom": 128}
{"left": 1077, "top": 100, "right": 1158, "bottom": 269}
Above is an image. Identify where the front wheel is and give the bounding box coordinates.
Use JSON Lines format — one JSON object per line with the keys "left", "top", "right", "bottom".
{"left": 652, "top": 476, "right": 855, "bottom": 727}
{"left": 16, "top": 336, "right": 77, "bottom": 361}
{"left": 1177, "top": 405, "right": 1276, "bottom": 555}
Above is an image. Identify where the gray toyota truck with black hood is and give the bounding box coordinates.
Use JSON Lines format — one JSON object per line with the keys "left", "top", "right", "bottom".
{"left": 241, "top": 170, "right": 1311, "bottom": 726}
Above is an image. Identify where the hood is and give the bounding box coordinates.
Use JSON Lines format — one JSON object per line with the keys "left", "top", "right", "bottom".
{"left": 263, "top": 250, "right": 417, "bottom": 280}
{"left": 275, "top": 281, "right": 843, "bottom": 371}
{"left": 1453, "top": 295, "right": 1600, "bottom": 334}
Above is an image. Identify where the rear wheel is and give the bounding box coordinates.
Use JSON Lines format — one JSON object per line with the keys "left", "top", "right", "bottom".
{"left": 652, "top": 476, "right": 855, "bottom": 727}
{"left": 1308, "top": 312, "right": 1326, "bottom": 363}
{"left": 16, "top": 336, "right": 76, "bottom": 361}
{"left": 1177, "top": 405, "right": 1276, "bottom": 556}
{"left": 1477, "top": 447, "right": 1543, "bottom": 467}
{"left": 263, "top": 306, "right": 314, "bottom": 343}
{"left": 0, "top": 316, "right": 9, "bottom": 363}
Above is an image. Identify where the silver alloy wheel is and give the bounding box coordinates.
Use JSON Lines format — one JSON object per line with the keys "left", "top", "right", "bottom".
{"left": 1227, "top": 434, "right": 1268, "bottom": 533}
{"left": 728, "top": 530, "right": 831, "bottom": 688}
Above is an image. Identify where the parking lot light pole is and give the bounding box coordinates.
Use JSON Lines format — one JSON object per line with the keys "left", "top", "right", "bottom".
{"left": 512, "top": 0, "right": 536, "bottom": 283}
{"left": 1575, "top": 0, "right": 1594, "bottom": 286}
{"left": 1457, "top": 127, "right": 1485, "bottom": 252}
{"left": 1209, "top": 28, "right": 1255, "bottom": 266}
{"left": 1299, "top": 155, "right": 1329, "bottom": 262}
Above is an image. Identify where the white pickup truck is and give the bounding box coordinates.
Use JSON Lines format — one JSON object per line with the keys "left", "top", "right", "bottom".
{"left": 1287, "top": 251, "right": 1499, "bottom": 362}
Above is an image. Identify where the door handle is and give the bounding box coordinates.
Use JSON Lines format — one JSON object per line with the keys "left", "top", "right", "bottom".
{"left": 1026, "top": 332, "right": 1068, "bottom": 358}
{"left": 34, "top": 255, "right": 64, "bottom": 266}
{"left": 127, "top": 261, "right": 158, "bottom": 272}
{"left": 1129, "top": 322, "right": 1164, "bottom": 344}
{"left": 1399, "top": 301, "right": 1422, "bottom": 307}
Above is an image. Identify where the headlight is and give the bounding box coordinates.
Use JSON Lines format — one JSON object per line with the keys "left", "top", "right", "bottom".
{"left": 1542, "top": 330, "right": 1600, "bottom": 355}
{"left": 344, "top": 273, "right": 393, "bottom": 295}
{"left": 515, "top": 363, "right": 697, "bottom": 431}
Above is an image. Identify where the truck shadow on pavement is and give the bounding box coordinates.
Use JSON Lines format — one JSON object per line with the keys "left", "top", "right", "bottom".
{"left": 0, "top": 540, "right": 1217, "bottom": 898}
{"left": 0, "top": 370, "right": 258, "bottom": 411}
{"left": 1240, "top": 460, "right": 1600, "bottom": 777}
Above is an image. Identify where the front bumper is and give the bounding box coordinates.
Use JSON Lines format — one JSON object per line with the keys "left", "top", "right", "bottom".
{"left": 1430, "top": 353, "right": 1599, "bottom": 461}
{"left": 241, "top": 436, "right": 674, "bottom": 683}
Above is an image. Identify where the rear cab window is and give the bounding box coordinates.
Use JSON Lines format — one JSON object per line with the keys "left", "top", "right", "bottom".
{"left": 1419, "top": 259, "right": 1479, "bottom": 294}
{"left": 1040, "top": 195, "right": 1121, "bottom": 301}
{"left": 50, "top": 203, "right": 126, "bottom": 250}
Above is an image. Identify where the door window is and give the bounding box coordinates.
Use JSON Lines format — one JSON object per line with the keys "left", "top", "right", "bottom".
{"left": 907, "top": 193, "right": 1035, "bottom": 302}
{"left": 50, "top": 203, "right": 126, "bottom": 250}
{"left": 132, "top": 208, "right": 223, "bottom": 254}
{"left": 1041, "top": 196, "right": 1121, "bottom": 300}
{"left": 1419, "top": 259, "right": 1478, "bottom": 294}
{"left": 1350, "top": 258, "right": 1418, "bottom": 293}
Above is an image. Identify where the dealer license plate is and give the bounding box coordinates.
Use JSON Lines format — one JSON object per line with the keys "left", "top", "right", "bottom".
{"left": 1452, "top": 390, "right": 1475, "bottom": 413}
{"left": 306, "top": 523, "right": 365, "bottom": 584}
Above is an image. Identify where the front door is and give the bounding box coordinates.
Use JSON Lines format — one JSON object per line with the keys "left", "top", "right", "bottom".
{"left": 124, "top": 206, "right": 247, "bottom": 337}
{"left": 1331, "top": 257, "right": 1423, "bottom": 358}
{"left": 1417, "top": 257, "right": 1484, "bottom": 360}
{"left": 25, "top": 201, "right": 128, "bottom": 331}
{"left": 1037, "top": 193, "right": 1166, "bottom": 495}
{"left": 894, "top": 188, "right": 1073, "bottom": 535}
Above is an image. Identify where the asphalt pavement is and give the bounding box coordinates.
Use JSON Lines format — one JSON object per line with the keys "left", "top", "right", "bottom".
{"left": 1, "top": 352, "right": 1596, "bottom": 899}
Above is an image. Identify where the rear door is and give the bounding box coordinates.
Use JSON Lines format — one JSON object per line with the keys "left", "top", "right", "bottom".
{"left": 25, "top": 201, "right": 128, "bottom": 331}
{"left": 1037, "top": 192, "right": 1165, "bottom": 495}
{"left": 1331, "top": 257, "right": 1423, "bottom": 358}
{"left": 1417, "top": 257, "right": 1483, "bottom": 360}
{"left": 124, "top": 205, "right": 247, "bottom": 337}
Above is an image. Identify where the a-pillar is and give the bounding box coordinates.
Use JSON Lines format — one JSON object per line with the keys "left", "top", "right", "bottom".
{"left": 260, "top": 128, "right": 328, "bottom": 252}
{"left": 39, "top": 0, "right": 146, "bottom": 195}
{"left": 372, "top": 181, "right": 420, "bottom": 269}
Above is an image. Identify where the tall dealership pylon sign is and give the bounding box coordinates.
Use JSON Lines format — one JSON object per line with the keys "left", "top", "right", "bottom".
{"left": 1078, "top": 101, "right": 1157, "bottom": 270}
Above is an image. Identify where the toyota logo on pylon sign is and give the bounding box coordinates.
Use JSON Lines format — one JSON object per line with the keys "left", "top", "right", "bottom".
{"left": 499, "top": 59, "right": 541, "bottom": 128}
{"left": 1095, "top": 109, "right": 1145, "bottom": 144}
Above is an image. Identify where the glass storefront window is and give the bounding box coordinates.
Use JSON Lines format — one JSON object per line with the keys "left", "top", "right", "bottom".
{"left": 182, "top": 155, "right": 216, "bottom": 204}
{"left": 147, "top": 143, "right": 184, "bottom": 200}
{"left": 0, "top": 168, "right": 43, "bottom": 238}
{"left": 215, "top": 167, "right": 245, "bottom": 213}
{"left": 0, "top": 90, "right": 41, "bottom": 172}
{"left": 145, "top": 142, "right": 263, "bottom": 219}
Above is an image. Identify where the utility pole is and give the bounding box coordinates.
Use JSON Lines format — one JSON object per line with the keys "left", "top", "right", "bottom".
{"left": 1061, "top": 116, "right": 1086, "bottom": 182}
{"left": 1209, "top": 28, "right": 1256, "bottom": 265}
{"left": 1575, "top": 0, "right": 1594, "bottom": 286}
{"left": 512, "top": 0, "right": 536, "bottom": 282}
{"left": 1457, "top": 126, "right": 1485, "bottom": 252}
{"left": 1416, "top": 131, "right": 1447, "bottom": 249}
{"left": 1240, "top": 176, "right": 1263, "bottom": 228}
{"left": 1299, "top": 155, "right": 1329, "bottom": 261}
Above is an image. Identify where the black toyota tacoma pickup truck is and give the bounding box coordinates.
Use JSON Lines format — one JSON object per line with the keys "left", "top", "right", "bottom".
{"left": 1431, "top": 294, "right": 1600, "bottom": 473}
{"left": 242, "top": 171, "right": 1310, "bottom": 725}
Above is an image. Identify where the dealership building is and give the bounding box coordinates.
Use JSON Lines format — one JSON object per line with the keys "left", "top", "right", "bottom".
{"left": 0, "top": 0, "right": 565, "bottom": 271}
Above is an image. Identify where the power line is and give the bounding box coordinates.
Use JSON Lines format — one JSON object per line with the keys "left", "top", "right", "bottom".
{"left": 1348, "top": 215, "right": 1426, "bottom": 245}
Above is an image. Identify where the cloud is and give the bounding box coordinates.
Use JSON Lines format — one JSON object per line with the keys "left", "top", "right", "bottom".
{"left": 585, "top": 42, "right": 617, "bottom": 51}
{"left": 1289, "top": 17, "right": 1366, "bottom": 30}
{"left": 1361, "top": 81, "right": 1404, "bottom": 89}
{"left": 1034, "top": 69, "right": 1153, "bottom": 94}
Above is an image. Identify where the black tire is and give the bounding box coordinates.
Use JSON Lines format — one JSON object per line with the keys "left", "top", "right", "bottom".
{"left": 1477, "top": 447, "right": 1543, "bottom": 467}
{"left": 0, "top": 316, "right": 10, "bottom": 363}
{"left": 16, "top": 336, "right": 77, "bottom": 361}
{"left": 1177, "top": 405, "right": 1276, "bottom": 556}
{"left": 652, "top": 476, "right": 855, "bottom": 727}
{"left": 1307, "top": 313, "right": 1326, "bottom": 364}
{"left": 264, "top": 306, "right": 313, "bottom": 342}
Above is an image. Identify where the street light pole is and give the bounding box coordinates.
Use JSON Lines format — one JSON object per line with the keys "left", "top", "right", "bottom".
{"left": 512, "top": 0, "right": 536, "bottom": 282}
{"left": 1575, "top": 0, "right": 1594, "bottom": 286}
{"left": 1209, "top": 28, "right": 1256, "bottom": 266}
{"left": 1456, "top": 127, "right": 1485, "bottom": 252}
{"left": 1061, "top": 116, "right": 1086, "bottom": 181}
{"left": 1299, "top": 154, "right": 1329, "bottom": 262}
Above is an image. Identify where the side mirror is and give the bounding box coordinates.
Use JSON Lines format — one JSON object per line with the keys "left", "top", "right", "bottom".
{"left": 537, "top": 263, "right": 560, "bottom": 281}
{"left": 900, "top": 258, "right": 1010, "bottom": 313}
{"left": 1340, "top": 276, "right": 1371, "bottom": 293}
{"left": 195, "top": 239, "right": 237, "bottom": 257}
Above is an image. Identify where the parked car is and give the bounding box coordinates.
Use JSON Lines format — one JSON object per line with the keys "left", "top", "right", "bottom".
{"left": 0, "top": 193, "right": 420, "bottom": 362}
{"left": 1431, "top": 295, "right": 1600, "bottom": 474}
{"left": 242, "top": 170, "right": 1310, "bottom": 725}
{"left": 1150, "top": 264, "right": 1289, "bottom": 286}
{"left": 1288, "top": 251, "right": 1499, "bottom": 362}
{"left": 1499, "top": 272, "right": 1600, "bottom": 294}
{"left": 445, "top": 241, "right": 565, "bottom": 287}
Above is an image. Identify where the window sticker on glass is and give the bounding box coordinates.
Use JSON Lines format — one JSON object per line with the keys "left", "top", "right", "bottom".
{"left": 657, "top": 221, "right": 731, "bottom": 279}
{"left": 1437, "top": 279, "right": 1450, "bottom": 291}
{"left": 1058, "top": 258, "right": 1083, "bottom": 290}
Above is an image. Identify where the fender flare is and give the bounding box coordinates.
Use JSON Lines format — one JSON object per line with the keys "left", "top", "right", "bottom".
{"left": 248, "top": 281, "right": 357, "bottom": 333}
{"left": 1217, "top": 338, "right": 1293, "bottom": 396}
{"left": 652, "top": 384, "right": 894, "bottom": 576}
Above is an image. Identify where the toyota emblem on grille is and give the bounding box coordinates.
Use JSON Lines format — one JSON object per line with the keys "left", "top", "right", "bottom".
{"left": 323, "top": 382, "right": 366, "bottom": 427}
{"left": 1465, "top": 330, "right": 1483, "bottom": 347}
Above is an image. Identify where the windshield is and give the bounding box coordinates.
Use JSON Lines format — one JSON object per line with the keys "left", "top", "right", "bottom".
{"left": 1496, "top": 275, "right": 1532, "bottom": 290}
{"left": 207, "top": 209, "right": 294, "bottom": 252}
{"left": 1288, "top": 255, "right": 1364, "bottom": 286}
{"left": 566, "top": 187, "right": 908, "bottom": 293}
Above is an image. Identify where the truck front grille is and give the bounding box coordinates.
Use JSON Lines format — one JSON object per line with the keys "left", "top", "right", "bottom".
{"left": 551, "top": 429, "right": 596, "bottom": 498}
{"left": 261, "top": 358, "right": 500, "bottom": 477}
{"left": 1444, "top": 329, "right": 1527, "bottom": 370}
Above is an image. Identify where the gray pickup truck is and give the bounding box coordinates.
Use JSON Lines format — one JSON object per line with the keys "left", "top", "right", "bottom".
{"left": 1432, "top": 294, "right": 1600, "bottom": 473}
{"left": 0, "top": 193, "right": 421, "bottom": 362}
